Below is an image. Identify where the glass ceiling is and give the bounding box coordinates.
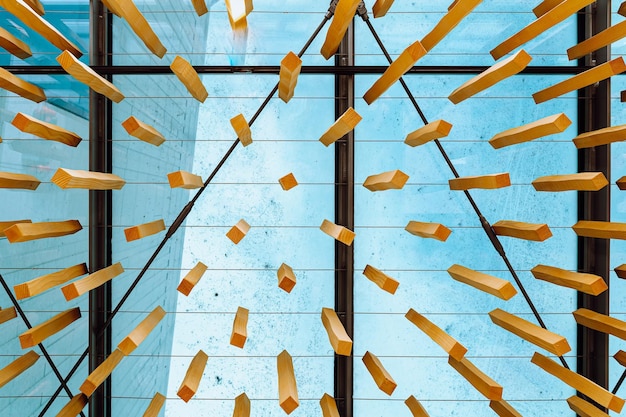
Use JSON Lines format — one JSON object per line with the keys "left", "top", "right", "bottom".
{"left": 0, "top": 1, "right": 621, "bottom": 417}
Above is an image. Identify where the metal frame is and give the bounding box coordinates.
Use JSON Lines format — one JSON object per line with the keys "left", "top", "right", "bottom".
{"left": 88, "top": 2, "right": 113, "bottom": 417}
{"left": 334, "top": 13, "right": 355, "bottom": 417}
{"left": 577, "top": 0, "right": 612, "bottom": 396}
{"left": 1, "top": 2, "right": 612, "bottom": 415}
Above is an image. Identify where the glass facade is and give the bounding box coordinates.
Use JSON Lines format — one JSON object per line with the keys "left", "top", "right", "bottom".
{"left": 0, "top": 1, "right": 620, "bottom": 417}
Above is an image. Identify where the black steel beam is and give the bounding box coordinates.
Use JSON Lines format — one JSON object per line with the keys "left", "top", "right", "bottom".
{"left": 577, "top": 0, "right": 611, "bottom": 397}
{"left": 334, "top": 6, "right": 355, "bottom": 417}
{"left": 88, "top": 2, "right": 112, "bottom": 417}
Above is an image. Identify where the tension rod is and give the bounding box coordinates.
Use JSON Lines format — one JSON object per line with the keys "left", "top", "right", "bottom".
{"left": 0, "top": 274, "right": 87, "bottom": 417}
{"left": 38, "top": 9, "right": 334, "bottom": 416}
{"left": 358, "top": 6, "right": 570, "bottom": 370}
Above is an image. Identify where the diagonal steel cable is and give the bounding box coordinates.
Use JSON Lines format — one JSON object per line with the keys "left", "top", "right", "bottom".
{"left": 0, "top": 273, "right": 87, "bottom": 417}
{"left": 37, "top": 8, "right": 336, "bottom": 416}
{"left": 358, "top": 6, "right": 570, "bottom": 370}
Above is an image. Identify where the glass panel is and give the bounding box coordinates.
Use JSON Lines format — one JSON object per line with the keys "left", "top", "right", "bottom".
{"left": 112, "top": 0, "right": 331, "bottom": 66}
{"left": 354, "top": 72, "right": 578, "bottom": 416}
{"left": 0, "top": 1, "right": 89, "bottom": 66}
{"left": 0, "top": 74, "right": 89, "bottom": 416}
{"left": 111, "top": 73, "right": 335, "bottom": 416}
{"left": 356, "top": 1, "right": 578, "bottom": 66}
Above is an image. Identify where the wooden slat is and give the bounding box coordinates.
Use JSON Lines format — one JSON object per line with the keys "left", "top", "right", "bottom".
{"left": 449, "top": 50, "right": 532, "bottom": 104}
{"left": 615, "top": 264, "right": 626, "bottom": 279}
{"left": 51, "top": 168, "right": 125, "bottom": 190}
{"left": 79, "top": 348, "right": 124, "bottom": 397}
{"left": 363, "top": 40, "right": 427, "bottom": 104}
{"left": 0, "top": 0, "right": 82, "bottom": 56}
{"left": 421, "top": 0, "right": 483, "bottom": 52}
{"left": 489, "top": 113, "right": 571, "bottom": 149}
{"left": 620, "top": 1, "right": 626, "bottom": 17}
{"left": 117, "top": 306, "right": 166, "bottom": 355}
{"left": 572, "top": 220, "right": 626, "bottom": 240}
{"left": 0, "top": 172, "right": 40, "bottom": 190}
{"left": 320, "top": 0, "right": 361, "bottom": 59}
{"left": 448, "top": 356, "right": 503, "bottom": 400}
{"left": 233, "top": 392, "right": 250, "bottom": 417}
{"left": 12, "top": 112, "right": 81, "bottom": 147}
{"left": 318, "top": 107, "right": 362, "bottom": 146}
{"left": 278, "top": 173, "right": 298, "bottom": 191}
{"left": 614, "top": 350, "right": 626, "bottom": 367}
{"left": 363, "top": 169, "right": 409, "bottom": 191}
{"left": 141, "top": 393, "right": 166, "bottom": 417}
{"left": 321, "top": 307, "right": 352, "bottom": 356}
{"left": 14, "top": 263, "right": 88, "bottom": 300}
{"left": 447, "top": 264, "right": 517, "bottom": 300}
{"left": 23, "top": 0, "right": 44, "bottom": 15}
{"left": 320, "top": 219, "right": 355, "bottom": 246}
{"left": 124, "top": 219, "right": 166, "bottom": 242}
{"left": 226, "top": 219, "right": 250, "bottom": 244}
{"left": 531, "top": 264, "right": 607, "bottom": 295}
{"left": 532, "top": 172, "right": 608, "bottom": 192}
{"left": 534, "top": 57, "right": 626, "bottom": 104}
{"left": 489, "top": 399, "right": 523, "bottom": 417}
{"left": 190, "top": 0, "right": 208, "bottom": 16}
{"left": 170, "top": 56, "right": 208, "bottom": 102}
{"left": 177, "top": 350, "right": 208, "bottom": 402}
{"left": 104, "top": 0, "right": 166, "bottom": 57}
{"left": 574, "top": 124, "right": 626, "bottom": 149}
{"left": 230, "top": 113, "right": 252, "bottom": 146}
{"left": 372, "top": 0, "right": 395, "bottom": 17}
{"left": 100, "top": 0, "right": 122, "bottom": 16}
{"left": 55, "top": 394, "right": 88, "bottom": 417}
{"left": 277, "top": 350, "right": 299, "bottom": 414}
{"left": 0, "top": 307, "right": 17, "bottom": 325}
{"left": 405, "top": 221, "right": 452, "bottom": 241}
{"left": 567, "top": 395, "right": 611, "bottom": 417}
{"left": 0, "top": 220, "right": 31, "bottom": 238}
{"left": 533, "top": 0, "right": 564, "bottom": 17}
{"left": 568, "top": 20, "right": 626, "bottom": 61}
{"left": 5, "top": 220, "right": 82, "bottom": 243}
{"left": 573, "top": 308, "right": 626, "bottom": 340}
{"left": 279, "top": 51, "right": 302, "bottom": 103}
{"left": 121, "top": 116, "right": 165, "bottom": 146}
{"left": 230, "top": 306, "right": 249, "bottom": 348}
{"left": 489, "top": 308, "right": 571, "bottom": 356}
{"left": 404, "top": 119, "right": 453, "bottom": 147}
{"left": 448, "top": 173, "right": 511, "bottom": 190}
{"left": 362, "top": 264, "right": 399, "bottom": 294}
{"left": 0, "top": 350, "right": 39, "bottom": 388}
{"left": 406, "top": 308, "right": 467, "bottom": 360}
{"left": 277, "top": 263, "right": 297, "bottom": 293}
{"left": 225, "top": 0, "right": 249, "bottom": 31}
{"left": 362, "top": 351, "right": 397, "bottom": 395}
{"left": 168, "top": 170, "right": 203, "bottom": 189}
{"left": 57, "top": 50, "right": 124, "bottom": 102}
{"left": 531, "top": 352, "right": 624, "bottom": 412}
{"left": 0, "top": 27, "right": 32, "bottom": 59}
{"left": 61, "top": 262, "right": 124, "bottom": 301}
{"left": 491, "top": 0, "right": 595, "bottom": 60}
{"left": 492, "top": 220, "right": 552, "bottom": 241}
{"left": 405, "top": 395, "right": 430, "bottom": 417}
{"left": 19, "top": 307, "right": 81, "bottom": 348}
{"left": 177, "top": 262, "right": 208, "bottom": 296}
{"left": 0, "top": 67, "right": 45, "bottom": 102}
{"left": 319, "top": 393, "right": 340, "bottom": 417}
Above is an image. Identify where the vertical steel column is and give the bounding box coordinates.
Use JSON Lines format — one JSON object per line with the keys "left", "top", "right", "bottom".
{"left": 334, "top": 16, "right": 355, "bottom": 417}
{"left": 89, "top": 1, "right": 113, "bottom": 416}
{"left": 577, "top": 0, "right": 611, "bottom": 393}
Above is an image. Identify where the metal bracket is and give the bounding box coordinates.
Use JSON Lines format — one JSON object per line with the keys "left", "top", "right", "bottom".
{"left": 357, "top": 1, "right": 369, "bottom": 21}
{"left": 326, "top": 0, "right": 339, "bottom": 18}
